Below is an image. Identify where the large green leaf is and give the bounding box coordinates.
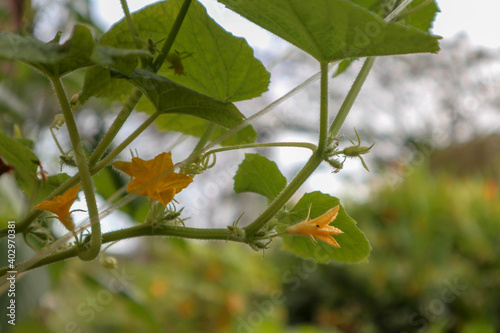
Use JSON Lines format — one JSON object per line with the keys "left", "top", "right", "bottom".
{"left": 233, "top": 153, "right": 287, "bottom": 200}
{"left": 0, "top": 132, "right": 39, "bottom": 194}
{"left": 129, "top": 69, "right": 246, "bottom": 129}
{"left": 278, "top": 191, "right": 371, "bottom": 263}
{"left": 217, "top": 0, "right": 440, "bottom": 62}
{"left": 0, "top": 25, "right": 150, "bottom": 77}
{"left": 81, "top": 0, "right": 269, "bottom": 103}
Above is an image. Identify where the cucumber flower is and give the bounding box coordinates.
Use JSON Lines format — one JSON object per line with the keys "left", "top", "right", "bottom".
{"left": 113, "top": 152, "right": 193, "bottom": 206}
{"left": 34, "top": 185, "right": 82, "bottom": 231}
{"left": 286, "top": 205, "right": 343, "bottom": 247}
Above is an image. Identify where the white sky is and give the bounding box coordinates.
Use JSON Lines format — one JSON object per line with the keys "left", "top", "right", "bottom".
{"left": 92, "top": 0, "right": 500, "bottom": 49}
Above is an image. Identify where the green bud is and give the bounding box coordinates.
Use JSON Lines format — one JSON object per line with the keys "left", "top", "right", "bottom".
{"left": 326, "top": 158, "right": 344, "bottom": 173}
{"left": 342, "top": 143, "right": 374, "bottom": 157}
{"left": 100, "top": 256, "right": 117, "bottom": 270}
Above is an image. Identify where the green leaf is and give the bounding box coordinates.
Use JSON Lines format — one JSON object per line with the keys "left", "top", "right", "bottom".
{"left": 278, "top": 191, "right": 371, "bottom": 263}
{"left": 37, "top": 173, "right": 71, "bottom": 202}
{"left": 0, "top": 25, "right": 151, "bottom": 77}
{"left": 0, "top": 132, "right": 39, "bottom": 194}
{"left": 333, "top": 58, "right": 356, "bottom": 77}
{"left": 154, "top": 114, "right": 257, "bottom": 146}
{"left": 353, "top": 0, "right": 440, "bottom": 33}
{"left": 129, "top": 69, "right": 246, "bottom": 129}
{"left": 92, "top": 45, "right": 153, "bottom": 76}
{"left": 217, "top": 0, "right": 440, "bottom": 62}
{"left": 398, "top": 0, "right": 440, "bottom": 33}
{"left": 82, "top": 0, "right": 269, "bottom": 103}
{"left": 234, "top": 153, "right": 287, "bottom": 200}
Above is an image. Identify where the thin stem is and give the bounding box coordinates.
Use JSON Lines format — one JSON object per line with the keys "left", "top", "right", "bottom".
{"left": 120, "top": 0, "right": 142, "bottom": 50}
{"left": 88, "top": 88, "right": 143, "bottom": 167}
{"left": 329, "top": 57, "right": 375, "bottom": 137}
{"left": 51, "top": 77, "right": 101, "bottom": 261}
{"left": 206, "top": 142, "right": 317, "bottom": 155}
{"left": 244, "top": 63, "right": 331, "bottom": 236}
{"left": 120, "top": 0, "right": 151, "bottom": 69}
{"left": 0, "top": 225, "right": 241, "bottom": 277}
{"left": 244, "top": 153, "right": 323, "bottom": 236}
{"left": 50, "top": 127, "right": 65, "bottom": 155}
{"left": 189, "top": 123, "right": 216, "bottom": 157}
{"left": 385, "top": 0, "right": 415, "bottom": 22}
{"left": 318, "top": 61, "right": 330, "bottom": 153}
{"left": 153, "top": 0, "right": 193, "bottom": 71}
{"left": 92, "top": 111, "right": 160, "bottom": 172}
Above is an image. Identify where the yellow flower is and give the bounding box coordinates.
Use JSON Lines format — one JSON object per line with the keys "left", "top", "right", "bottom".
{"left": 285, "top": 205, "right": 343, "bottom": 247}
{"left": 34, "top": 185, "right": 82, "bottom": 231}
{"left": 113, "top": 152, "right": 193, "bottom": 206}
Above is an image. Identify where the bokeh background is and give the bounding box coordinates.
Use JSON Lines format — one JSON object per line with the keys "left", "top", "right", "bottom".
{"left": 1, "top": 0, "right": 499, "bottom": 332}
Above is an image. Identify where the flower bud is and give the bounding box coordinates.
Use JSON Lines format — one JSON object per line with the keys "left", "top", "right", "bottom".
{"left": 100, "top": 256, "right": 118, "bottom": 270}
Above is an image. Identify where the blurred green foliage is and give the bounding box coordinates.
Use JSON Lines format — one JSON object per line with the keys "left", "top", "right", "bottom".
{"left": 275, "top": 161, "right": 500, "bottom": 332}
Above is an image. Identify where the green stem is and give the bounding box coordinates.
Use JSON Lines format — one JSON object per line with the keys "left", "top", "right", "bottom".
{"left": 206, "top": 142, "right": 317, "bottom": 155}
{"left": 120, "top": 0, "right": 151, "bottom": 69}
{"left": 51, "top": 77, "right": 101, "bottom": 261}
{"left": 244, "top": 153, "right": 323, "bottom": 237}
{"left": 329, "top": 57, "right": 375, "bottom": 137}
{"left": 0, "top": 225, "right": 240, "bottom": 276}
{"left": 120, "top": 0, "right": 142, "bottom": 50}
{"left": 244, "top": 62, "right": 331, "bottom": 237}
{"left": 50, "top": 126, "right": 65, "bottom": 155}
{"left": 153, "top": 0, "right": 192, "bottom": 71}
{"left": 318, "top": 61, "right": 330, "bottom": 152}
{"left": 189, "top": 123, "right": 216, "bottom": 157}
{"left": 88, "top": 88, "right": 143, "bottom": 167}
{"left": 92, "top": 112, "right": 160, "bottom": 172}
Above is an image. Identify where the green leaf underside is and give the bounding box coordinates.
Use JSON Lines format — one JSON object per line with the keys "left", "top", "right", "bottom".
{"left": 279, "top": 191, "right": 371, "bottom": 263}
{"left": 79, "top": 66, "right": 256, "bottom": 146}
{"left": 353, "top": 0, "right": 440, "bottom": 33}
{"left": 233, "top": 153, "right": 287, "bottom": 200}
{"left": 0, "top": 132, "right": 39, "bottom": 195}
{"left": 82, "top": 0, "right": 269, "bottom": 104}
{"left": 0, "top": 25, "right": 151, "bottom": 77}
{"left": 129, "top": 69, "right": 245, "bottom": 129}
{"left": 217, "top": 0, "right": 440, "bottom": 62}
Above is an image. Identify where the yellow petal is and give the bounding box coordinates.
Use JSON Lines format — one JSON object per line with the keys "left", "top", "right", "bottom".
{"left": 34, "top": 185, "right": 81, "bottom": 231}
{"left": 286, "top": 205, "right": 343, "bottom": 247}
{"left": 112, "top": 161, "right": 133, "bottom": 176}
{"left": 310, "top": 206, "right": 339, "bottom": 227}
{"left": 315, "top": 234, "right": 341, "bottom": 247}
{"left": 120, "top": 152, "right": 193, "bottom": 205}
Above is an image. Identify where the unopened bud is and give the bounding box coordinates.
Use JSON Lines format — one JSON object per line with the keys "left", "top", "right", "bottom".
{"left": 100, "top": 256, "right": 117, "bottom": 269}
